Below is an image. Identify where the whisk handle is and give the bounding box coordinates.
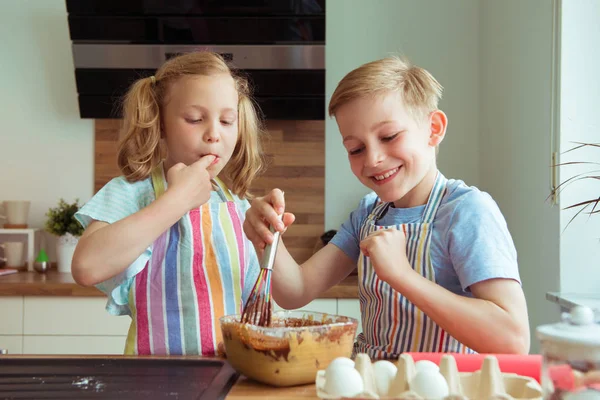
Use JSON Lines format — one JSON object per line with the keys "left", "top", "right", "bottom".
{"left": 262, "top": 222, "right": 281, "bottom": 271}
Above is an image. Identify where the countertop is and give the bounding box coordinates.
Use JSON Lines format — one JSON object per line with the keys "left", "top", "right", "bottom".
{"left": 546, "top": 291, "right": 600, "bottom": 312}
{"left": 0, "top": 270, "right": 359, "bottom": 299}
{"left": 226, "top": 377, "right": 316, "bottom": 399}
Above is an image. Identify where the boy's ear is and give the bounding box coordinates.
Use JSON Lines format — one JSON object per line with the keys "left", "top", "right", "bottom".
{"left": 428, "top": 110, "right": 447, "bottom": 147}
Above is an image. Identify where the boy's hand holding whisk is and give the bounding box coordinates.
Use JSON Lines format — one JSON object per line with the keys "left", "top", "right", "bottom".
{"left": 243, "top": 188, "right": 295, "bottom": 258}
{"left": 241, "top": 190, "right": 292, "bottom": 326}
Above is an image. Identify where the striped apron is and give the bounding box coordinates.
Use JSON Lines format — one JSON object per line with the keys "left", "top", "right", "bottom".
{"left": 123, "top": 164, "right": 246, "bottom": 356}
{"left": 354, "top": 172, "right": 476, "bottom": 359}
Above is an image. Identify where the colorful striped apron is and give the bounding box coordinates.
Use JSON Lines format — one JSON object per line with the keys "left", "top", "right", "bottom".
{"left": 354, "top": 172, "right": 476, "bottom": 359}
{"left": 123, "top": 164, "right": 246, "bottom": 356}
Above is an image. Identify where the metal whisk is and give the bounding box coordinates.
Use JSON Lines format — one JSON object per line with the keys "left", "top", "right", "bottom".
{"left": 241, "top": 221, "right": 282, "bottom": 327}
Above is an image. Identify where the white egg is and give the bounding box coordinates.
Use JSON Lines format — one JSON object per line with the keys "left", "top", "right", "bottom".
{"left": 324, "top": 365, "right": 364, "bottom": 398}
{"left": 325, "top": 357, "right": 355, "bottom": 378}
{"left": 372, "top": 360, "right": 398, "bottom": 396}
{"left": 409, "top": 370, "right": 449, "bottom": 399}
{"left": 415, "top": 359, "right": 440, "bottom": 373}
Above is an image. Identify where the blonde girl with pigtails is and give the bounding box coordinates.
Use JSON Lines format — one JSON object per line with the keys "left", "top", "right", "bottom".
{"left": 72, "top": 51, "right": 265, "bottom": 356}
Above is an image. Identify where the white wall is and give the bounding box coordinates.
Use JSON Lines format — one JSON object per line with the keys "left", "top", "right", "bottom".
{"left": 559, "top": 0, "right": 600, "bottom": 293}
{"left": 0, "top": 1, "right": 94, "bottom": 261}
{"left": 325, "top": 0, "right": 481, "bottom": 230}
{"left": 479, "top": 0, "right": 560, "bottom": 353}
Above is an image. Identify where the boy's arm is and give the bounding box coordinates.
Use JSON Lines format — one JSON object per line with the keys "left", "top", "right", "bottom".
{"left": 243, "top": 188, "right": 361, "bottom": 310}
{"left": 270, "top": 242, "right": 357, "bottom": 310}
{"left": 388, "top": 271, "right": 530, "bottom": 354}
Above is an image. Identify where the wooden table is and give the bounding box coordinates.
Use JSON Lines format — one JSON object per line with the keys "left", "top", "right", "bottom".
{"left": 226, "top": 377, "right": 317, "bottom": 399}
{"left": 0, "top": 270, "right": 358, "bottom": 298}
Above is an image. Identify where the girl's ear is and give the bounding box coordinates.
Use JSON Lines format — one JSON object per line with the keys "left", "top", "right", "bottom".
{"left": 428, "top": 110, "right": 447, "bottom": 147}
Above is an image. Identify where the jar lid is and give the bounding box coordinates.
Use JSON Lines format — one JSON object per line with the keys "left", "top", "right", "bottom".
{"left": 536, "top": 306, "right": 600, "bottom": 347}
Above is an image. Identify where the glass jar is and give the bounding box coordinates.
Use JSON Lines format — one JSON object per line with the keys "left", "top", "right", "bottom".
{"left": 536, "top": 305, "right": 600, "bottom": 399}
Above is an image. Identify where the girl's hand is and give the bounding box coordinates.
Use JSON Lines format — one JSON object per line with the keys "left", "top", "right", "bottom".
{"left": 359, "top": 228, "right": 412, "bottom": 284}
{"left": 166, "top": 155, "right": 216, "bottom": 211}
{"left": 243, "top": 188, "right": 295, "bottom": 252}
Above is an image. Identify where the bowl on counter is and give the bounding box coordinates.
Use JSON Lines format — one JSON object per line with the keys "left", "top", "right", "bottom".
{"left": 220, "top": 310, "right": 358, "bottom": 387}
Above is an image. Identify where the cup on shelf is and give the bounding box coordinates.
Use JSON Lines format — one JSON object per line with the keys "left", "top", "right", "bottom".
{"left": 0, "top": 201, "right": 31, "bottom": 229}
{"left": 0, "top": 241, "right": 25, "bottom": 269}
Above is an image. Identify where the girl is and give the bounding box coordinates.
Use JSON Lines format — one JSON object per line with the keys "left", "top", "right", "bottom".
{"left": 72, "top": 52, "right": 264, "bottom": 356}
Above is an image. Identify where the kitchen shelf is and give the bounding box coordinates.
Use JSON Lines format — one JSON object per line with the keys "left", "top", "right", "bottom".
{"left": 0, "top": 228, "right": 40, "bottom": 272}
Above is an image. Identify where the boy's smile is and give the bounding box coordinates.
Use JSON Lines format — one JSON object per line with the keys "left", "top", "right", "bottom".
{"left": 335, "top": 90, "right": 447, "bottom": 208}
{"left": 371, "top": 165, "right": 401, "bottom": 185}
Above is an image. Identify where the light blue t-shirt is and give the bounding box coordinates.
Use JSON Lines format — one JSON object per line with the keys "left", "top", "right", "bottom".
{"left": 330, "top": 176, "right": 521, "bottom": 296}
{"left": 74, "top": 175, "right": 260, "bottom": 316}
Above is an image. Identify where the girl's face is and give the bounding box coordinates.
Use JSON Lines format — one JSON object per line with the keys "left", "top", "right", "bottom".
{"left": 335, "top": 91, "right": 446, "bottom": 208}
{"left": 161, "top": 73, "right": 239, "bottom": 178}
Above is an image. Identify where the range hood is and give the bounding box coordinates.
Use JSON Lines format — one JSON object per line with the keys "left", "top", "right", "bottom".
{"left": 66, "top": 0, "right": 326, "bottom": 120}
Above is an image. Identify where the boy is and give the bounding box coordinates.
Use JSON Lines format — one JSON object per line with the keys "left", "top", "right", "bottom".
{"left": 243, "top": 56, "right": 530, "bottom": 359}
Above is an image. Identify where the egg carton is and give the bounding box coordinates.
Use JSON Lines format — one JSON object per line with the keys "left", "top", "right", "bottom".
{"left": 315, "top": 353, "right": 543, "bottom": 400}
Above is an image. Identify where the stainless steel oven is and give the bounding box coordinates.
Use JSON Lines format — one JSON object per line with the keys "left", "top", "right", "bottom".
{"left": 66, "top": 0, "right": 326, "bottom": 120}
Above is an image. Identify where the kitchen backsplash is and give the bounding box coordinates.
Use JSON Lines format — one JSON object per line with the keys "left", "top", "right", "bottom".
{"left": 94, "top": 120, "right": 324, "bottom": 263}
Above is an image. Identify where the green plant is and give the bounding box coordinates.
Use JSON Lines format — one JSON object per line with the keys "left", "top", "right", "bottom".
{"left": 551, "top": 142, "right": 600, "bottom": 228}
{"left": 45, "top": 199, "right": 84, "bottom": 237}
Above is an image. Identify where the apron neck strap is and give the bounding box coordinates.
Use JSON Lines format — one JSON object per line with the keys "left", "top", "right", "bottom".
{"left": 366, "top": 171, "right": 447, "bottom": 224}
{"left": 421, "top": 171, "right": 447, "bottom": 223}
{"left": 211, "top": 177, "right": 234, "bottom": 202}
{"left": 150, "top": 163, "right": 166, "bottom": 199}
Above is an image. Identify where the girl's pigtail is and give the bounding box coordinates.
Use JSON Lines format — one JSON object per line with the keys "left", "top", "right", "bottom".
{"left": 225, "top": 94, "right": 266, "bottom": 199}
{"left": 117, "top": 76, "right": 163, "bottom": 182}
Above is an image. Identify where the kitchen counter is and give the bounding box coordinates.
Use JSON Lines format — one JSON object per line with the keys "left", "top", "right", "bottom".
{"left": 227, "top": 377, "right": 316, "bottom": 399}
{"left": 0, "top": 270, "right": 359, "bottom": 299}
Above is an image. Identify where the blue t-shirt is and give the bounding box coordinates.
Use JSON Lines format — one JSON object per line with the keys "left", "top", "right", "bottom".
{"left": 330, "top": 176, "right": 521, "bottom": 295}
{"left": 74, "top": 175, "right": 260, "bottom": 316}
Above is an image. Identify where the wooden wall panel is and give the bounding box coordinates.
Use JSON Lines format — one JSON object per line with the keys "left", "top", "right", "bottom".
{"left": 94, "top": 119, "right": 324, "bottom": 263}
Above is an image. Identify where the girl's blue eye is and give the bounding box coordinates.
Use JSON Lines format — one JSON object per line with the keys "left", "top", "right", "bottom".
{"left": 382, "top": 133, "right": 399, "bottom": 142}
{"left": 221, "top": 120, "right": 234, "bottom": 126}
{"left": 349, "top": 148, "right": 364, "bottom": 156}
{"left": 186, "top": 118, "right": 202, "bottom": 123}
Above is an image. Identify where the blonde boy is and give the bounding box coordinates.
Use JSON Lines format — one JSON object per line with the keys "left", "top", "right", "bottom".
{"left": 243, "top": 56, "right": 530, "bottom": 358}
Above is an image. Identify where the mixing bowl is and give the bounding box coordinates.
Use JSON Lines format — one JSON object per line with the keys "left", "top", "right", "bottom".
{"left": 220, "top": 310, "right": 358, "bottom": 387}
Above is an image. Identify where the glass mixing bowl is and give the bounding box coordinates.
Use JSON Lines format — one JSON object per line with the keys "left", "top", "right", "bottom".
{"left": 220, "top": 310, "right": 358, "bottom": 387}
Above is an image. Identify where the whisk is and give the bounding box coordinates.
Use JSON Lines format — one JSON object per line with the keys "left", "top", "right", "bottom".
{"left": 241, "top": 218, "right": 282, "bottom": 327}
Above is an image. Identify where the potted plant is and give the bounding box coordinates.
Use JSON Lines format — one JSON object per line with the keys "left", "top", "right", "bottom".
{"left": 551, "top": 142, "right": 600, "bottom": 228}
{"left": 45, "top": 199, "right": 83, "bottom": 273}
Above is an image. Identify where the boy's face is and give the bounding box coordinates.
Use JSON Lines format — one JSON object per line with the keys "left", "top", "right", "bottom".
{"left": 335, "top": 91, "right": 446, "bottom": 207}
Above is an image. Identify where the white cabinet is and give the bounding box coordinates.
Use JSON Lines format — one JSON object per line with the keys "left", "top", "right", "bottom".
{"left": 0, "top": 296, "right": 129, "bottom": 355}
{"left": 23, "top": 336, "right": 125, "bottom": 355}
{"left": 0, "top": 296, "right": 23, "bottom": 334}
{"left": 1, "top": 296, "right": 361, "bottom": 355}
{"left": 23, "top": 297, "right": 130, "bottom": 336}
{"left": 337, "top": 299, "right": 362, "bottom": 337}
{"left": 273, "top": 298, "right": 337, "bottom": 315}
{"left": 0, "top": 335, "right": 23, "bottom": 354}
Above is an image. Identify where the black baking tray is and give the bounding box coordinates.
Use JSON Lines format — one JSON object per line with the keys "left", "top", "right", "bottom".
{"left": 0, "top": 356, "right": 239, "bottom": 400}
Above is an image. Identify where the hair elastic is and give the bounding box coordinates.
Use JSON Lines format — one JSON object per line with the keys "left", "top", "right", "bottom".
{"left": 150, "top": 75, "right": 156, "bottom": 85}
